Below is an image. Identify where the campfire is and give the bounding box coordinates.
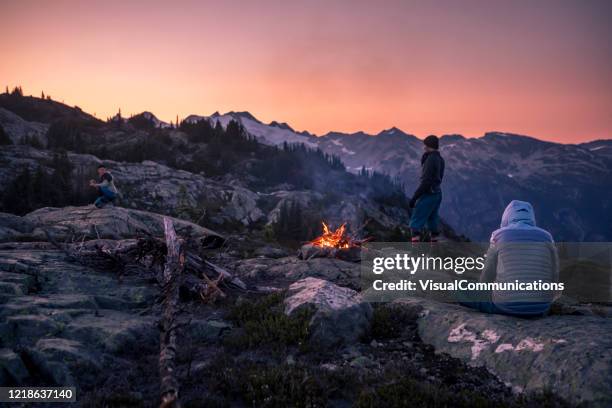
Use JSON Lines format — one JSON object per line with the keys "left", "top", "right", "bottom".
{"left": 298, "top": 221, "right": 368, "bottom": 262}
{"left": 310, "top": 222, "right": 353, "bottom": 249}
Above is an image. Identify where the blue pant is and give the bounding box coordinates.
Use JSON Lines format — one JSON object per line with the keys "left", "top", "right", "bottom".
{"left": 409, "top": 192, "right": 442, "bottom": 234}
{"left": 457, "top": 289, "right": 549, "bottom": 317}
{"left": 460, "top": 300, "right": 550, "bottom": 317}
{"left": 94, "top": 186, "right": 116, "bottom": 208}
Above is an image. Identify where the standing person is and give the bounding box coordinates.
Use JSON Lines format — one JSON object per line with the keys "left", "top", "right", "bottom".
{"left": 408, "top": 135, "right": 445, "bottom": 242}
{"left": 90, "top": 164, "right": 118, "bottom": 208}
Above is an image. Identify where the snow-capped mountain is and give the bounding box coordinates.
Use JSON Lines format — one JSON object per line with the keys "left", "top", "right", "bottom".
{"left": 141, "top": 111, "right": 171, "bottom": 128}
{"left": 579, "top": 139, "right": 612, "bottom": 159}
{"left": 128, "top": 111, "right": 171, "bottom": 128}
{"left": 183, "top": 111, "right": 318, "bottom": 148}
{"left": 328, "top": 131, "right": 612, "bottom": 241}
{"left": 187, "top": 112, "right": 610, "bottom": 241}
{"left": 0, "top": 90, "right": 609, "bottom": 241}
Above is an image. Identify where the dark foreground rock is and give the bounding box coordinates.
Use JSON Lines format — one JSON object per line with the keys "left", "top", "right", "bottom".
{"left": 391, "top": 297, "right": 612, "bottom": 407}
{"left": 0, "top": 206, "right": 608, "bottom": 406}
{"left": 25, "top": 206, "right": 223, "bottom": 243}
{"left": 0, "top": 248, "right": 159, "bottom": 393}
{"left": 0, "top": 206, "right": 224, "bottom": 247}
{"left": 297, "top": 243, "right": 362, "bottom": 262}
{"left": 231, "top": 256, "right": 361, "bottom": 289}
{"left": 284, "top": 277, "right": 372, "bottom": 349}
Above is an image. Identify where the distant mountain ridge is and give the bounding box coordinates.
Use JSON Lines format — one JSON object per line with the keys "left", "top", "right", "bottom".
{"left": 0, "top": 92, "right": 609, "bottom": 241}
{"left": 179, "top": 110, "right": 611, "bottom": 241}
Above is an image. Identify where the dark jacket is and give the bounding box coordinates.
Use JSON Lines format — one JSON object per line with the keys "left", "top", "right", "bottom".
{"left": 411, "top": 150, "right": 445, "bottom": 203}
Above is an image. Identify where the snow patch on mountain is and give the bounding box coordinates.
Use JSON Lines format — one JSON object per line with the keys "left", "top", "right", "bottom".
{"left": 239, "top": 116, "right": 318, "bottom": 148}
{"left": 380, "top": 127, "right": 402, "bottom": 136}
{"left": 183, "top": 112, "right": 318, "bottom": 148}
{"left": 269, "top": 121, "right": 294, "bottom": 131}
{"left": 142, "top": 111, "right": 171, "bottom": 128}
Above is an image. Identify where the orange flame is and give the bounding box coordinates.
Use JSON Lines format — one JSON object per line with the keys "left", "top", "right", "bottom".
{"left": 310, "top": 222, "right": 352, "bottom": 249}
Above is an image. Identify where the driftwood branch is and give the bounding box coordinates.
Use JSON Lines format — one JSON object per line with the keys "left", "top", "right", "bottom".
{"left": 159, "top": 217, "right": 183, "bottom": 408}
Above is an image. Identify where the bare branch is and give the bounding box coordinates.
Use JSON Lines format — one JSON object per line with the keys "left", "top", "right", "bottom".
{"left": 159, "top": 217, "right": 184, "bottom": 408}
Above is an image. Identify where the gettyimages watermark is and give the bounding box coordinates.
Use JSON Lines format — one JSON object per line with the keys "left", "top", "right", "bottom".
{"left": 360, "top": 242, "right": 612, "bottom": 303}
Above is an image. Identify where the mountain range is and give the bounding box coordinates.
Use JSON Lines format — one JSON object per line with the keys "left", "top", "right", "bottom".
{"left": 0, "top": 91, "right": 610, "bottom": 241}
{"left": 173, "top": 110, "right": 612, "bottom": 241}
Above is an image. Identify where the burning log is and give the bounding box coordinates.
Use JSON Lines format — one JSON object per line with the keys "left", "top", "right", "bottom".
{"left": 298, "top": 222, "right": 369, "bottom": 263}
{"left": 310, "top": 222, "right": 352, "bottom": 249}
{"left": 159, "top": 217, "right": 183, "bottom": 408}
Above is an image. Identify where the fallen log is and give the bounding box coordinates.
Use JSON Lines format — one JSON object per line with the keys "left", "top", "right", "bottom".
{"left": 159, "top": 217, "right": 183, "bottom": 408}
{"left": 185, "top": 253, "right": 247, "bottom": 290}
{"left": 57, "top": 237, "right": 247, "bottom": 291}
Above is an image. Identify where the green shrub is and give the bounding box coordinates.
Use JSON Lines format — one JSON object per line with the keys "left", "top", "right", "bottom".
{"left": 365, "top": 304, "right": 419, "bottom": 341}
{"left": 357, "top": 377, "right": 495, "bottom": 408}
{"left": 224, "top": 292, "right": 312, "bottom": 351}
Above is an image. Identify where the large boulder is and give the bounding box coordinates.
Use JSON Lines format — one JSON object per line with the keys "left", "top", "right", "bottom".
{"left": 15, "top": 206, "right": 224, "bottom": 246}
{"left": 284, "top": 277, "right": 372, "bottom": 349}
{"left": 221, "top": 185, "right": 264, "bottom": 226}
{"left": 0, "top": 212, "right": 36, "bottom": 242}
{"left": 232, "top": 256, "right": 360, "bottom": 289}
{"left": 392, "top": 297, "right": 612, "bottom": 407}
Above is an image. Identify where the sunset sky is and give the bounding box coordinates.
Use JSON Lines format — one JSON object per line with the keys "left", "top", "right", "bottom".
{"left": 1, "top": 0, "right": 610, "bottom": 143}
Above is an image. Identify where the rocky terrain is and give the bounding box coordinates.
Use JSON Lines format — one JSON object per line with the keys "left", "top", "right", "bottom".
{"left": 3, "top": 92, "right": 611, "bottom": 243}
{"left": 0, "top": 206, "right": 610, "bottom": 407}
{"left": 0, "top": 92, "right": 433, "bottom": 246}
{"left": 0, "top": 91, "right": 610, "bottom": 406}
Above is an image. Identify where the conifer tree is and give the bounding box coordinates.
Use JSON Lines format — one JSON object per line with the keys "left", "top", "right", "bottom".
{"left": 51, "top": 151, "right": 73, "bottom": 206}
{"left": 0, "top": 125, "right": 12, "bottom": 145}
{"left": 214, "top": 120, "right": 223, "bottom": 136}
{"left": 1, "top": 168, "right": 34, "bottom": 214}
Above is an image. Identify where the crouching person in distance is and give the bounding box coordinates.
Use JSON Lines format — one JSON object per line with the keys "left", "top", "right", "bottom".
{"left": 90, "top": 164, "right": 119, "bottom": 208}
{"left": 460, "top": 200, "right": 561, "bottom": 317}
